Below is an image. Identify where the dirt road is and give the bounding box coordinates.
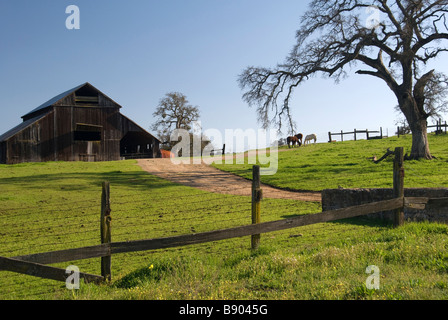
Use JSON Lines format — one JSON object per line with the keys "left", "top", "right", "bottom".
{"left": 136, "top": 158, "right": 321, "bottom": 202}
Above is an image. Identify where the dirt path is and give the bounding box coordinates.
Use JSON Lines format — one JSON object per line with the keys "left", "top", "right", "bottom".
{"left": 136, "top": 158, "right": 321, "bottom": 202}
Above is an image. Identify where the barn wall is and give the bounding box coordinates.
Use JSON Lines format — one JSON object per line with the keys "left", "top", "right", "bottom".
{"left": 4, "top": 112, "right": 56, "bottom": 164}
{"left": 53, "top": 106, "right": 122, "bottom": 162}
{"left": 3, "top": 105, "right": 123, "bottom": 164}
{"left": 53, "top": 107, "right": 72, "bottom": 161}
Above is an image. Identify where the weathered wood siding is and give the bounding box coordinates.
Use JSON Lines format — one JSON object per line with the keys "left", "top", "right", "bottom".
{"left": 3, "top": 92, "right": 123, "bottom": 163}
{"left": 52, "top": 106, "right": 122, "bottom": 162}
{"left": 3, "top": 112, "right": 55, "bottom": 164}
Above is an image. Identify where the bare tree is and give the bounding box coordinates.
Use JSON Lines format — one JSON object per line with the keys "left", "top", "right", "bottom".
{"left": 152, "top": 92, "right": 200, "bottom": 145}
{"left": 239, "top": 0, "right": 448, "bottom": 159}
{"left": 395, "top": 71, "right": 448, "bottom": 132}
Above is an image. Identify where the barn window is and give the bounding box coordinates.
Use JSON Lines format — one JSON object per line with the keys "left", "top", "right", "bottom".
{"left": 74, "top": 123, "right": 102, "bottom": 141}
{"left": 75, "top": 87, "right": 99, "bottom": 106}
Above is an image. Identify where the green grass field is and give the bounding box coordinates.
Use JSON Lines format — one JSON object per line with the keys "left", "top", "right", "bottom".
{"left": 0, "top": 134, "right": 447, "bottom": 300}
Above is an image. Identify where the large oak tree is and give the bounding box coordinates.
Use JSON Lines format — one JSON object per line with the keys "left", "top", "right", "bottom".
{"left": 239, "top": 0, "right": 448, "bottom": 159}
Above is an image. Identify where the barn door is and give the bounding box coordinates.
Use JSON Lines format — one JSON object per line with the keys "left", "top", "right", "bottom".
{"left": 86, "top": 141, "right": 94, "bottom": 162}
{"left": 74, "top": 123, "right": 101, "bottom": 162}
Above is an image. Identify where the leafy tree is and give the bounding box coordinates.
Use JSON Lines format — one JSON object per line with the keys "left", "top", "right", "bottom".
{"left": 239, "top": 0, "right": 448, "bottom": 159}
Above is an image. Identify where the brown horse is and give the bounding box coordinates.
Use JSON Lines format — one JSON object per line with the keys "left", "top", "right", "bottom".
{"left": 287, "top": 134, "right": 303, "bottom": 148}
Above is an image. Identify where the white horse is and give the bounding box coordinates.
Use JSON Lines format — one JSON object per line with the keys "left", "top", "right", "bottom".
{"left": 304, "top": 134, "right": 317, "bottom": 145}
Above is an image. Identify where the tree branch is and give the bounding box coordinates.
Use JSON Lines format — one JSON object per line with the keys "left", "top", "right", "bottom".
{"left": 412, "top": 33, "right": 448, "bottom": 54}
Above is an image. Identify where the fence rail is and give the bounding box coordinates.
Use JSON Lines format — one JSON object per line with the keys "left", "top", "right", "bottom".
{"left": 0, "top": 256, "right": 104, "bottom": 284}
{"left": 1, "top": 147, "right": 447, "bottom": 285}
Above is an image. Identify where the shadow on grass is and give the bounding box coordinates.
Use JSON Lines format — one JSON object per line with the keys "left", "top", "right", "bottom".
{"left": 0, "top": 161, "right": 182, "bottom": 193}
{"left": 281, "top": 211, "right": 392, "bottom": 229}
{"left": 328, "top": 216, "right": 392, "bottom": 228}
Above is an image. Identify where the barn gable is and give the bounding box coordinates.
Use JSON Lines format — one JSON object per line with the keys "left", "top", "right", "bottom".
{"left": 0, "top": 83, "right": 161, "bottom": 164}
{"left": 22, "top": 83, "right": 122, "bottom": 121}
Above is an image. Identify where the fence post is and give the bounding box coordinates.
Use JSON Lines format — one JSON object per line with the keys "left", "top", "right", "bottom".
{"left": 100, "top": 181, "right": 112, "bottom": 281}
{"left": 393, "top": 148, "right": 405, "bottom": 228}
{"left": 251, "top": 165, "right": 262, "bottom": 250}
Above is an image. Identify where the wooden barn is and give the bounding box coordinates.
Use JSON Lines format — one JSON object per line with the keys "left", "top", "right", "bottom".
{"left": 0, "top": 82, "right": 161, "bottom": 164}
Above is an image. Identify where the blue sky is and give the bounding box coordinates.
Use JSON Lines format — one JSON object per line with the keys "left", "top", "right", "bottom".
{"left": 0, "top": 1, "right": 447, "bottom": 152}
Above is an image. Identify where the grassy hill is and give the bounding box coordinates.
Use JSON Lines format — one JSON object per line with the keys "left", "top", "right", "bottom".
{"left": 213, "top": 133, "right": 448, "bottom": 191}
{"left": 0, "top": 134, "right": 447, "bottom": 300}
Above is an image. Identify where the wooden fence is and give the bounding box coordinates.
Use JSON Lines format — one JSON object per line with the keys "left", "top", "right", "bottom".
{"left": 429, "top": 119, "right": 448, "bottom": 134}
{"left": 1, "top": 147, "right": 447, "bottom": 285}
{"left": 328, "top": 128, "right": 384, "bottom": 142}
{"left": 210, "top": 144, "right": 226, "bottom": 156}
{"left": 397, "top": 119, "right": 447, "bottom": 137}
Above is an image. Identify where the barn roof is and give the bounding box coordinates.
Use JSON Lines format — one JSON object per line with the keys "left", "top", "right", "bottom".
{"left": 21, "top": 82, "right": 122, "bottom": 119}
{"left": 22, "top": 83, "right": 86, "bottom": 119}
{"left": 120, "top": 113, "right": 161, "bottom": 142}
{"left": 0, "top": 113, "right": 48, "bottom": 142}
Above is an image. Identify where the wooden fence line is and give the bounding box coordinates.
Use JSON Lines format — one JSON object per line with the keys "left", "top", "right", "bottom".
{"left": 397, "top": 119, "right": 447, "bottom": 137}
{"left": 7, "top": 198, "right": 406, "bottom": 266}
{"left": 6, "top": 196, "right": 446, "bottom": 267}
{"left": 429, "top": 119, "right": 448, "bottom": 134}
{"left": 210, "top": 144, "right": 226, "bottom": 156}
{"left": 328, "top": 128, "right": 383, "bottom": 142}
{"left": 2, "top": 148, "right": 447, "bottom": 285}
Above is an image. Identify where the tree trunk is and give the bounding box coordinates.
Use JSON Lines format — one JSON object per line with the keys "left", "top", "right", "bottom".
{"left": 409, "top": 119, "right": 432, "bottom": 160}
{"left": 399, "top": 94, "right": 433, "bottom": 160}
